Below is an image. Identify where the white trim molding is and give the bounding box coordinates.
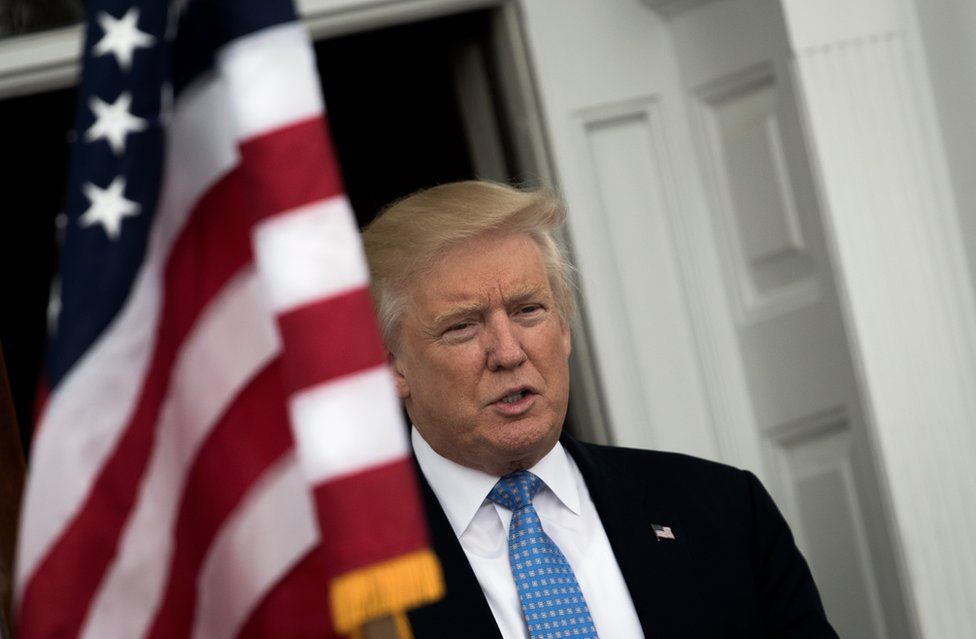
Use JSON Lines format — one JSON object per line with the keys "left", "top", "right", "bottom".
{"left": 0, "top": 0, "right": 499, "bottom": 98}
{"left": 781, "top": 0, "right": 976, "bottom": 636}
{"left": 298, "top": 0, "right": 498, "bottom": 40}
{"left": 0, "top": 25, "right": 83, "bottom": 99}
{"left": 639, "top": 0, "right": 715, "bottom": 20}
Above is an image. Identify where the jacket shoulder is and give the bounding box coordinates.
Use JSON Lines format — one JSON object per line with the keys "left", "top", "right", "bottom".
{"left": 563, "top": 437, "right": 838, "bottom": 637}
{"left": 572, "top": 439, "right": 750, "bottom": 487}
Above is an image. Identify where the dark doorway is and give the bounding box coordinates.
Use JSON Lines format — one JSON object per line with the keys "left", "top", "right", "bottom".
{"left": 315, "top": 10, "right": 513, "bottom": 225}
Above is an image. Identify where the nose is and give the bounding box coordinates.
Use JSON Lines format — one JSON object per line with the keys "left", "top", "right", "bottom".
{"left": 486, "top": 315, "right": 527, "bottom": 371}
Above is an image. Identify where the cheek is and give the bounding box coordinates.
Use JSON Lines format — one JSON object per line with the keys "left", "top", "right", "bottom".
{"left": 437, "top": 344, "right": 483, "bottom": 377}
{"left": 544, "top": 327, "right": 571, "bottom": 363}
{"left": 418, "top": 353, "right": 481, "bottom": 406}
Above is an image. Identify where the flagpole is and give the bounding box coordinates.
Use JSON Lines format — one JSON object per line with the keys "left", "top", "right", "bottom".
{"left": 0, "top": 343, "right": 26, "bottom": 639}
{"left": 361, "top": 615, "right": 405, "bottom": 639}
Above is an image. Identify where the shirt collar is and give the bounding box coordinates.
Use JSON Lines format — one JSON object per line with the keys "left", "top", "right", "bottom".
{"left": 411, "top": 426, "right": 581, "bottom": 538}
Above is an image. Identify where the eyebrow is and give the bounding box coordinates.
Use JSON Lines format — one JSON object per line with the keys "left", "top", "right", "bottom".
{"left": 428, "top": 284, "right": 549, "bottom": 328}
{"left": 429, "top": 303, "right": 486, "bottom": 329}
{"left": 504, "top": 284, "right": 549, "bottom": 307}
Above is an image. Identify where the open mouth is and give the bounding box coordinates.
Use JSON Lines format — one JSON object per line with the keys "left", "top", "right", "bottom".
{"left": 492, "top": 387, "right": 536, "bottom": 407}
{"left": 490, "top": 387, "right": 537, "bottom": 415}
{"left": 499, "top": 390, "right": 528, "bottom": 404}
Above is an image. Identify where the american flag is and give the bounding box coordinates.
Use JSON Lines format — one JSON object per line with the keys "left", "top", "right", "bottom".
{"left": 652, "top": 524, "right": 675, "bottom": 541}
{"left": 15, "top": 0, "right": 442, "bottom": 637}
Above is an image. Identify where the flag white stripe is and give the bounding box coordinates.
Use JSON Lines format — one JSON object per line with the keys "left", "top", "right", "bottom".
{"left": 289, "top": 366, "right": 409, "bottom": 485}
{"left": 251, "top": 196, "right": 370, "bottom": 313}
{"left": 16, "top": 73, "right": 240, "bottom": 595}
{"left": 218, "top": 21, "right": 324, "bottom": 141}
{"left": 80, "top": 269, "right": 280, "bottom": 639}
{"left": 162, "top": 73, "right": 239, "bottom": 229}
{"left": 192, "top": 454, "right": 318, "bottom": 639}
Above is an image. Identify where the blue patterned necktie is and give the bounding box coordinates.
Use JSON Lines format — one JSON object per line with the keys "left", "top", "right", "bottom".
{"left": 488, "top": 470, "right": 600, "bottom": 639}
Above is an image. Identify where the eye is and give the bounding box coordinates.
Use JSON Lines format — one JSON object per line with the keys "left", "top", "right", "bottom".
{"left": 517, "top": 304, "right": 543, "bottom": 315}
{"left": 512, "top": 304, "right": 546, "bottom": 325}
{"left": 441, "top": 320, "right": 477, "bottom": 341}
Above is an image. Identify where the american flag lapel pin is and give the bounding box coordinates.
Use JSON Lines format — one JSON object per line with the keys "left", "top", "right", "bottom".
{"left": 652, "top": 523, "right": 676, "bottom": 541}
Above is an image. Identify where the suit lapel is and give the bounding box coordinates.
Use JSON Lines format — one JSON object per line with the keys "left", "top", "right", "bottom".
{"left": 407, "top": 467, "right": 501, "bottom": 639}
{"left": 561, "top": 436, "right": 709, "bottom": 637}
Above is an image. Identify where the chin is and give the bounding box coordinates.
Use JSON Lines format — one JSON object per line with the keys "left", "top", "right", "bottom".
{"left": 487, "top": 422, "right": 560, "bottom": 465}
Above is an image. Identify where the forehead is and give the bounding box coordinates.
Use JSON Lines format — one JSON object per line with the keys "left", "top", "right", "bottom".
{"left": 409, "top": 232, "right": 550, "bottom": 313}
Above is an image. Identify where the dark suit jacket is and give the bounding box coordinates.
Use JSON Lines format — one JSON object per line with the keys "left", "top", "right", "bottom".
{"left": 408, "top": 435, "right": 838, "bottom": 638}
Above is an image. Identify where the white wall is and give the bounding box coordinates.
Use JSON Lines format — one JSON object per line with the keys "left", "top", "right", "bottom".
{"left": 911, "top": 0, "right": 976, "bottom": 295}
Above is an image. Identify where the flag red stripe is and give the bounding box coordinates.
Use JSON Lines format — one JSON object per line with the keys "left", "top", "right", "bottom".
{"left": 144, "top": 361, "right": 291, "bottom": 639}
{"left": 237, "top": 544, "right": 334, "bottom": 639}
{"left": 18, "top": 168, "right": 254, "bottom": 639}
{"left": 313, "top": 459, "right": 430, "bottom": 577}
{"left": 31, "top": 378, "right": 49, "bottom": 439}
{"left": 276, "top": 288, "right": 387, "bottom": 396}
{"left": 238, "top": 116, "right": 344, "bottom": 225}
{"left": 236, "top": 460, "right": 432, "bottom": 639}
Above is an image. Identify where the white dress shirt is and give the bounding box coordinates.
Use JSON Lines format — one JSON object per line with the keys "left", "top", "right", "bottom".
{"left": 412, "top": 427, "right": 645, "bottom": 639}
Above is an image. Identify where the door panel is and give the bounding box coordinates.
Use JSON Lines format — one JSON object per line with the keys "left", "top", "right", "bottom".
{"left": 576, "top": 96, "right": 718, "bottom": 456}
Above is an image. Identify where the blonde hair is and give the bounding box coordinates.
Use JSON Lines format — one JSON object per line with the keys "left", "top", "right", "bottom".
{"left": 362, "top": 180, "right": 577, "bottom": 352}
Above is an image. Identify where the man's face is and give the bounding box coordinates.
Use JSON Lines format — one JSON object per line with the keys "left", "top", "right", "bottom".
{"left": 391, "top": 232, "right": 572, "bottom": 476}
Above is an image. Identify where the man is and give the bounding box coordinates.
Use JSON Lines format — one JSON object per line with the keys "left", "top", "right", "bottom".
{"left": 362, "top": 180, "right": 837, "bottom": 638}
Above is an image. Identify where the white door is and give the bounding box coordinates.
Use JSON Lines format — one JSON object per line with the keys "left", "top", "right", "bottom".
{"left": 515, "top": 0, "right": 910, "bottom": 636}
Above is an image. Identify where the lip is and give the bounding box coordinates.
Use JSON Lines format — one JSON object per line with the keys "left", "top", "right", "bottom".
{"left": 489, "top": 386, "right": 538, "bottom": 416}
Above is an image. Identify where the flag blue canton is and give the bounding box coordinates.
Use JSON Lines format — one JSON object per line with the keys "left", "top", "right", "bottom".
{"left": 47, "top": 0, "right": 295, "bottom": 388}
{"left": 49, "top": 0, "right": 168, "bottom": 387}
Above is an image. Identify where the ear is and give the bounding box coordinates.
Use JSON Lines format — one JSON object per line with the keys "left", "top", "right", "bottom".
{"left": 389, "top": 351, "right": 410, "bottom": 399}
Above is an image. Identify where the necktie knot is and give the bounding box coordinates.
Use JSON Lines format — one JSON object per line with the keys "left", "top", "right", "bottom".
{"left": 487, "top": 470, "right": 543, "bottom": 512}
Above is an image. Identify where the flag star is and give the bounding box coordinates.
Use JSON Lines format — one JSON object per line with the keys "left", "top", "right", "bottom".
{"left": 85, "top": 92, "right": 147, "bottom": 155}
{"left": 92, "top": 8, "right": 156, "bottom": 71}
{"left": 79, "top": 176, "right": 141, "bottom": 240}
